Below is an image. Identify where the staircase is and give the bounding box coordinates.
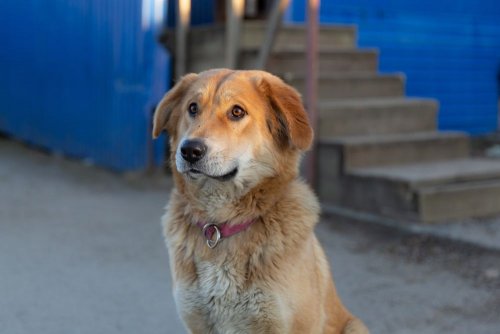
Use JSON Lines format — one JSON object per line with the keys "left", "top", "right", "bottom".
{"left": 175, "top": 21, "right": 500, "bottom": 224}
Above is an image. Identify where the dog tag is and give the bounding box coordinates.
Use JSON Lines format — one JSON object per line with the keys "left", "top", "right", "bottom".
{"left": 202, "top": 223, "right": 221, "bottom": 249}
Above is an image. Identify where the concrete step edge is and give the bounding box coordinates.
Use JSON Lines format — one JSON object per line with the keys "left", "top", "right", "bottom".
{"left": 320, "top": 131, "right": 469, "bottom": 146}
{"left": 287, "top": 72, "right": 405, "bottom": 81}
{"left": 419, "top": 177, "right": 500, "bottom": 194}
{"left": 321, "top": 203, "right": 500, "bottom": 253}
{"left": 348, "top": 158, "right": 500, "bottom": 189}
{"left": 318, "top": 97, "right": 438, "bottom": 111}
{"left": 185, "top": 22, "right": 357, "bottom": 34}
{"left": 240, "top": 48, "right": 378, "bottom": 55}
{"left": 242, "top": 21, "right": 357, "bottom": 32}
{"left": 189, "top": 46, "right": 371, "bottom": 60}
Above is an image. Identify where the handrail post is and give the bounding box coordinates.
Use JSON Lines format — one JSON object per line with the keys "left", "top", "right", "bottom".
{"left": 255, "top": 0, "right": 290, "bottom": 70}
{"left": 175, "top": 0, "right": 191, "bottom": 78}
{"left": 305, "top": 0, "right": 320, "bottom": 187}
{"left": 226, "top": 0, "right": 245, "bottom": 69}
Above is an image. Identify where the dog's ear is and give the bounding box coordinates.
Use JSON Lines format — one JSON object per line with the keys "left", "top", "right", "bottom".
{"left": 257, "top": 75, "right": 313, "bottom": 151}
{"left": 152, "top": 73, "right": 198, "bottom": 139}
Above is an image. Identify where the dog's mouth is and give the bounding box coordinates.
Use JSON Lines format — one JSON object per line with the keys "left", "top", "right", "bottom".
{"left": 188, "top": 167, "right": 238, "bottom": 181}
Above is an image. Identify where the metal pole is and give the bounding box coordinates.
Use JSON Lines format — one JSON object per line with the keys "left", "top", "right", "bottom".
{"left": 255, "top": 0, "right": 290, "bottom": 70}
{"left": 226, "top": 0, "right": 245, "bottom": 69}
{"left": 305, "top": 0, "right": 319, "bottom": 187}
{"left": 175, "top": 0, "right": 191, "bottom": 78}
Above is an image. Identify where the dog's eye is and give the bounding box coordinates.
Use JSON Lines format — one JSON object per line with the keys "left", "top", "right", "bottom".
{"left": 228, "top": 105, "right": 246, "bottom": 120}
{"left": 188, "top": 102, "right": 199, "bottom": 117}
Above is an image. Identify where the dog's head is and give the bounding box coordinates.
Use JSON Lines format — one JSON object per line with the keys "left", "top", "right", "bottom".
{"left": 153, "top": 69, "right": 313, "bottom": 190}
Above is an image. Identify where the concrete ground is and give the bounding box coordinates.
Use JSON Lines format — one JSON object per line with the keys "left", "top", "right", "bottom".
{"left": 1, "top": 138, "right": 499, "bottom": 334}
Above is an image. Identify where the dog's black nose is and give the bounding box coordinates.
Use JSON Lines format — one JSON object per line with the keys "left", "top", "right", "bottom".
{"left": 180, "top": 139, "right": 207, "bottom": 163}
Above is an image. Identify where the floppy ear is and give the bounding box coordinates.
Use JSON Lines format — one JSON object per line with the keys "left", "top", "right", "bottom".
{"left": 152, "top": 73, "right": 198, "bottom": 139}
{"left": 257, "top": 75, "right": 313, "bottom": 151}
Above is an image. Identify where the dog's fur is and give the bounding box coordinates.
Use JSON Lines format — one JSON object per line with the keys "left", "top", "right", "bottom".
{"left": 153, "top": 69, "right": 368, "bottom": 334}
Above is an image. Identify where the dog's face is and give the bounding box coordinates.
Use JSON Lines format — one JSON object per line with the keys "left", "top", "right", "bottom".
{"left": 153, "top": 69, "right": 312, "bottom": 190}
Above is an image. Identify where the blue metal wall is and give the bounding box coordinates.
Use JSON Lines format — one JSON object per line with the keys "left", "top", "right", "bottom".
{"left": 289, "top": 0, "right": 500, "bottom": 134}
{"left": 0, "top": 0, "right": 170, "bottom": 171}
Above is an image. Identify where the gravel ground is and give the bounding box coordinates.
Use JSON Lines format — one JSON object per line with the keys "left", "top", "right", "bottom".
{"left": 0, "top": 138, "right": 499, "bottom": 334}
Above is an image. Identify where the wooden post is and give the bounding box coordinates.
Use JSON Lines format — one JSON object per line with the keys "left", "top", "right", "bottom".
{"left": 226, "top": 0, "right": 245, "bottom": 69}
{"left": 305, "top": 0, "right": 319, "bottom": 187}
{"left": 176, "top": 0, "right": 191, "bottom": 78}
{"left": 255, "top": 0, "right": 290, "bottom": 70}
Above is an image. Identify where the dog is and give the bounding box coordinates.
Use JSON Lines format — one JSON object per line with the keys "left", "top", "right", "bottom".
{"left": 153, "top": 69, "right": 368, "bottom": 333}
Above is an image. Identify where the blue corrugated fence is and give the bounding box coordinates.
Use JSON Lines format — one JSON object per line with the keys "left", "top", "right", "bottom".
{"left": 0, "top": 0, "right": 170, "bottom": 171}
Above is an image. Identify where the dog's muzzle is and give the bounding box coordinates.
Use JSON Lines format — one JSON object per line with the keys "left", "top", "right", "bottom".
{"left": 177, "top": 138, "right": 239, "bottom": 181}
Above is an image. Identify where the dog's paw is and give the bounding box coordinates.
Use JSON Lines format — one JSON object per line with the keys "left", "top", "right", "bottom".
{"left": 343, "top": 318, "right": 369, "bottom": 334}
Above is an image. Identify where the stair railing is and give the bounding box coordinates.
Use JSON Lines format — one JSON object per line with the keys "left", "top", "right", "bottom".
{"left": 305, "top": 0, "right": 320, "bottom": 187}
{"left": 255, "top": 0, "right": 290, "bottom": 70}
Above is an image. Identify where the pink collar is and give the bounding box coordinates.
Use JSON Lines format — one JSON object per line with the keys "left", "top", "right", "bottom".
{"left": 196, "top": 220, "right": 255, "bottom": 249}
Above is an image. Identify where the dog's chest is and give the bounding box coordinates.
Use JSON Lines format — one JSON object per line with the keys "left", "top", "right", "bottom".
{"left": 175, "top": 260, "right": 280, "bottom": 333}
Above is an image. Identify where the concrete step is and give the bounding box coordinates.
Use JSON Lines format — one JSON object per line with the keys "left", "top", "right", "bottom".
{"left": 319, "top": 131, "right": 470, "bottom": 171}
{"left": 240, "top": 48, "right": 378, "bottom": 73}
{"left": 188, "top": 48, "right": 378, "bottom": 74}
{"left": 319, "top": 159, "right": 500, "bottom": 223}
{"left": 241, "top": 21, "right": 357, "bottom": 50}
{"left": 418, "top": 179, "right": 500, "bottom": 223}
{"left": 184, "top": 22, "right": 356, "bottom": 61}
{"left": 348, "top": 158, "right": 500, "bottom": 187}
{"left": 286, "top": 73, "right": 405, "bottom": 100}
{"left": 318, "top": 98, "right": 438, "bottom": 137}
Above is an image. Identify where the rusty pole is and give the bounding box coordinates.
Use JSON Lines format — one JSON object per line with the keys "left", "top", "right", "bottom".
{"left": 226, "top": 0, "right": 245, "bottom": 69}
{"left": 305, "top": 0, "right": 320, "bottom": 188}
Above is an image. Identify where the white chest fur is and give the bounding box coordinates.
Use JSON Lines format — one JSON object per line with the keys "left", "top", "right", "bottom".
{"left": 174, "top": 260, "right": 285, "bottom": 334}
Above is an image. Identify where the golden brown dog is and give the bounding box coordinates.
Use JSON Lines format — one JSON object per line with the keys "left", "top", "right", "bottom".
{"left": 153, "top": 69, "right": 368, "bottom": 334}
